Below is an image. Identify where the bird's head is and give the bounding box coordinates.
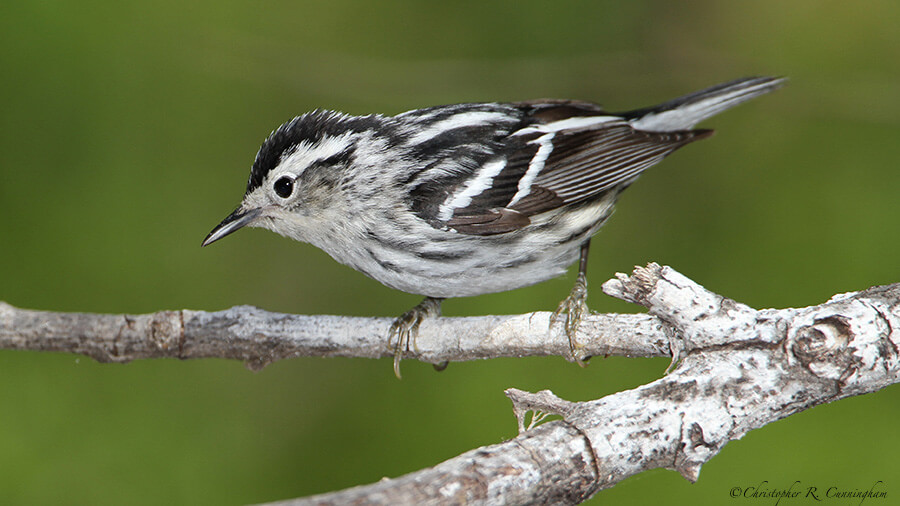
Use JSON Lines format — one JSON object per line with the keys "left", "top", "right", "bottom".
{"left": 202, "top": 110, "right": 380, "bottom": 247}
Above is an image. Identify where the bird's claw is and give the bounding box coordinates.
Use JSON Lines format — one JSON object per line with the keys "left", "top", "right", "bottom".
{"left": 388, "top": 297, "right": 442, "bottom": 379}
{"left": 550, "top": 272, "right": 590, "bottom": 367}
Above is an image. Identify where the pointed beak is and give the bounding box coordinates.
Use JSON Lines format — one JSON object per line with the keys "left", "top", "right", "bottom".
{"left": 201, "top": 207, "right": 262, "bottom": 247}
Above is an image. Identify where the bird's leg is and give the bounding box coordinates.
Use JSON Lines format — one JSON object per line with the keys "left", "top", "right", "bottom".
{"left": 550, "top": 241, "right": 591, "bottom": 367}
{"left": 388, "top": 296, "right": 443, "bottom": 379}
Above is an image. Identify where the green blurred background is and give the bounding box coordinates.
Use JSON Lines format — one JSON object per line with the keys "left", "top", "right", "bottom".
{"left": 2, "top": 0, "right": 898, "bottom": 504}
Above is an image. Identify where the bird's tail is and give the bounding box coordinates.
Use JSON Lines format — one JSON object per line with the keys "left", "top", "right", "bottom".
{"left": 623, "top": 76, "right": 785, "bottom": 132}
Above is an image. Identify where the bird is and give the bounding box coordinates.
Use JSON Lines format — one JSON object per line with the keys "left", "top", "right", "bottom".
{"left": 202, "top": 76, "right": 784, "bottom": 378}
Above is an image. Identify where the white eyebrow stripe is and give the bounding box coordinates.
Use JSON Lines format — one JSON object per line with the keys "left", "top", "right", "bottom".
{"left": 508, "top": 132, "right": 555, "bottom": 207}
{"left": 407, "top": 111, "right": 513, "bottom": 145}
{"left": 438, "top": 158, "right": 507, "bottom": 221}
{"left": 277, "top": 132, "right": 354, "bottom": 175}
{"left": 281, "top": 134, "right": 353, "bottom": 162}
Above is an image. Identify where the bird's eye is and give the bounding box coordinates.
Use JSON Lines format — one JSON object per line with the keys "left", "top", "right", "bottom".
{"left": 274, "top": 176, "right": 294, "bottom": 198}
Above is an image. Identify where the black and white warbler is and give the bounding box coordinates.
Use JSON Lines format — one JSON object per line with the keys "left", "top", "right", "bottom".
{"left": 202, "top": 76, "right": 783, "bottom": 377}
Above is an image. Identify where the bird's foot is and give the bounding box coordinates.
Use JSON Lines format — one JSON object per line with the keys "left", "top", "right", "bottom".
{"left": 550, "top": 272, "right": 590, "bottom": 367}
{"left": 388, "top": 297, "right": 442, "bottom": 379}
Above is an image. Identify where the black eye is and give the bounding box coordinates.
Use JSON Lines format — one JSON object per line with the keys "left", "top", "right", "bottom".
{"left": 274, "top": 176, "right": 294, "bottom": 198}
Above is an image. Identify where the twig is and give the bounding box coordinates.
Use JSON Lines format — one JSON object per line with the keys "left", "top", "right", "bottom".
{"left": 0, "top": 303, "right": 668, "bottom": 370}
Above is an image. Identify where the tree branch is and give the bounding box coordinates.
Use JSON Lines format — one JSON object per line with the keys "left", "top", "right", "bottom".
{"left": 0, "top": 302, "right": 668, "bottom": 370}
{"left": 3, "top": 263, "right": 898, "bottom": 504}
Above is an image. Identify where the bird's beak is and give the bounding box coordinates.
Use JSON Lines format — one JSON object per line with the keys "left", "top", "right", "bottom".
{"left": 201, "top": 207, "right": 262, "bottom": 247}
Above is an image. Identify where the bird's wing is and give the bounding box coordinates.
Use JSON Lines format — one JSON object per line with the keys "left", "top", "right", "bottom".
{"left": 409, "top": 102, "right": 710, "bottom": 236}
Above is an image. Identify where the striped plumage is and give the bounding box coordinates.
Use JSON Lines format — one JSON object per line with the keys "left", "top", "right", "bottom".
{"left": 203, "top": 76, "right": 783, "bottom": 375}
